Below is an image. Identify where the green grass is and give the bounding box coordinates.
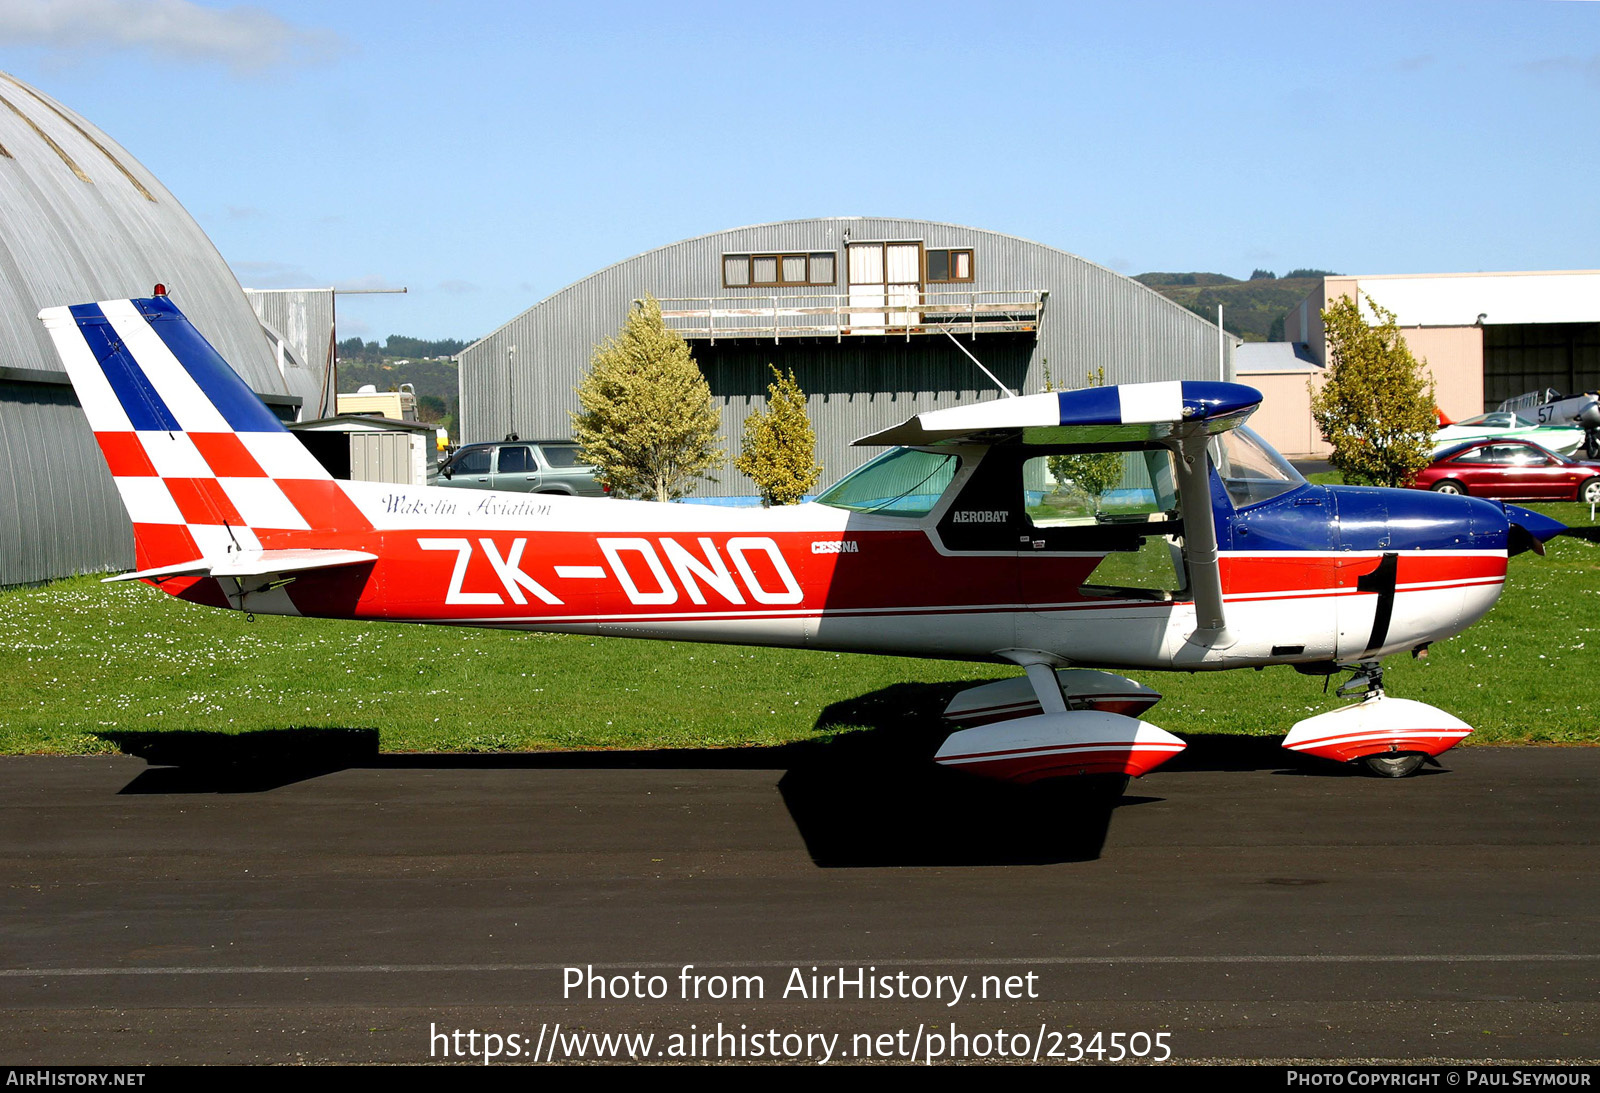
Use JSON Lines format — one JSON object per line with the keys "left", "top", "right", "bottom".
{"left": 0, "top": 579, "right": 1000, "bottom": 755}
{"left": 1, "top": 509, "right": 1593, "bottom": 754}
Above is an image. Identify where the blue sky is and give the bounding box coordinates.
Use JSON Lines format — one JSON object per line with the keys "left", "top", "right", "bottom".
{"left": 1, "top": 0, "right": 1595, "bottom": 340}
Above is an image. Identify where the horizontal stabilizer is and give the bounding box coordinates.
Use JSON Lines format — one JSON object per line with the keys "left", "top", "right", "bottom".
{"left": 104, "top": 548, "right": 378, "bottom": 584}
{"left": 854, "top": 381, "right": 1262, "bottom": 447}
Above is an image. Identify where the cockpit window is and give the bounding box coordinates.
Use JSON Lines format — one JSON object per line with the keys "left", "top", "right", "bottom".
{"left": 1459, "top": 412, "right": 1531, "bottom": 428}
{"left": 1024, "top": 449, "right": 1178, "bottom": 526}
{"left": 1209, "top": 426, "right": 1305, "bottom": 508}
{"left": 1024, "top": 449, "right": 1186, "bottom": 597}
{"left": 815, "top": 447, "right": 961, "bottom": 517}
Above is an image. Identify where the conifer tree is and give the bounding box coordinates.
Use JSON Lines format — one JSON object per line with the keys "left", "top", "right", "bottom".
{"left": 571, "top": 297, "right": 723, "bottom": 502}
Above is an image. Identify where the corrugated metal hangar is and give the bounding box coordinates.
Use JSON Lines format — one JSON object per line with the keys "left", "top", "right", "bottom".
{"left": 1, "top": 84, "right": 1235, "bottom": 580}
{"left": 1246, "top": 270, "right": 1600, "bottom": 459}
{"left": 0, "top": 71, "right": 330, "bottom": 586}
{"left": 457, "top": 218, "right": 1232, "bottom": 498}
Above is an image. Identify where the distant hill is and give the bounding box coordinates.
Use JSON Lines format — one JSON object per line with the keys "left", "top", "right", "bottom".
{"left": 1134, "top": 270, "right": 1337, "bottom": 342}
{"left": 337, "top": 335, "right": 470, "bottom": 364}
{"left": 335, "top": 336, "right": 469, "bottom": 431}
{"left": 1134, "top": 272, "right": 1243, "bottom": 288}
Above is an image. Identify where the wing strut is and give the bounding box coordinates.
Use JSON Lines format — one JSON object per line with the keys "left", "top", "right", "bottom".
{"left": 1175, "top": 433, "right": 1228, "bottom": 636}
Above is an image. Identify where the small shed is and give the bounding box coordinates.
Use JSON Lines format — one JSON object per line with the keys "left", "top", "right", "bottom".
{"left": 289, "top": 415, "right": 437, "bottom": 486}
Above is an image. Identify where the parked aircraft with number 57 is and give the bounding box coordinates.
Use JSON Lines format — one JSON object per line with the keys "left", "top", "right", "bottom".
{"left": 39, "top": 293, "right": 1565, "bottom": 789}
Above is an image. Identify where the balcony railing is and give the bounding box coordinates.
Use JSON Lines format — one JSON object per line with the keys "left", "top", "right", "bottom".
{"left": 651, "top": 289, "right": 1048, "bottom": 343}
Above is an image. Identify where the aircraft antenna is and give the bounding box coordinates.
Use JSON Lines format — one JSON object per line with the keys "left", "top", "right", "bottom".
{"left": 938, "top": 326, "right": 1015, "bottom": 398}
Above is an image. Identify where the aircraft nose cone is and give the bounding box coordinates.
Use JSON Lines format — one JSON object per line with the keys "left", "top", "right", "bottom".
{"left": 1501, "top": 503, "right": 1567, "bottom": 556}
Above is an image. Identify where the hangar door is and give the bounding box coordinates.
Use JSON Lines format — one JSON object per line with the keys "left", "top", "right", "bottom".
{"left": 1483, "top": 322, "right": 1600, "bottom": 406}
{"left": 848, "top": 241, "right": 921, "bottom": 329}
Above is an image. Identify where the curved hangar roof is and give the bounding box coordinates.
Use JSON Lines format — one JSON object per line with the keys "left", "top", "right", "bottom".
{"left": 0, "top": 70, "right": 312, "bottom": 405}
{"left": 468, "top": 217, "right": 1217, "bottom": 377}
{"left": 459, "top": 217, "right": 1229, "bottom": 468}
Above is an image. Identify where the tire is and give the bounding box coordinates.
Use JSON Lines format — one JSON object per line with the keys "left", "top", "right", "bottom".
{"left": 1430, "top": 480, "right": 1464, "bottom": 495}
{"left": 1362, "top": 752, "right": 1426, "bottom": 778}
{"left": 1578, "top": 477, "right": 1600, "bottom": 505}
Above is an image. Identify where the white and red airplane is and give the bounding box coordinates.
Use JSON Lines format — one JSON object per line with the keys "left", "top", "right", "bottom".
{"left": 39, "top": 294, "right": 1566, "bottom": 786}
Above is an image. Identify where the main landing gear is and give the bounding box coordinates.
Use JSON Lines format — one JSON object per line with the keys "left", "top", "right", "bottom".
{"left": 1281, "top": 659, "right": 1472, "bottom": 778}
{"left": 934, "top": 657, "right": 1476, "bottom": 787}
{"left": 933, "top": 664, "right": 1184, "bottom": 785}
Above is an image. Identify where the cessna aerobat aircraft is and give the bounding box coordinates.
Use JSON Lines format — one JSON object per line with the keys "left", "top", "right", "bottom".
{"left": 40, "top": 295, "right": 1565, "bottom": 786}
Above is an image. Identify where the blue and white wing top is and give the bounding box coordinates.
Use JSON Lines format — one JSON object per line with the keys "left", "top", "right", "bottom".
{"left": 854, "top": 380, "right": 1263, "bottom": 447}
{"left": 854, "top": 379, "right": 1263, "bottom": 637}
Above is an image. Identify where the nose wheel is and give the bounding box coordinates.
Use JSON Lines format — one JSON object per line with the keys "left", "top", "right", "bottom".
{"left": 1340, "top": 663, "right": 1426, "bottom": 776}
{"left": 1361, "top": 750, "right": 1427, "bottom": 778}
{"left": 1282, "top": 659, "right": 1472, "bottom": 776}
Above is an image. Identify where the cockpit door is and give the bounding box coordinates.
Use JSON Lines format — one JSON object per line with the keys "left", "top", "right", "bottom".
{"left": 1019, "top": 447, "right": 1190, "bottom": 620}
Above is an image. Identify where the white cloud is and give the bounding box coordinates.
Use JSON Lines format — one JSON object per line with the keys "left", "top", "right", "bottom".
{"left": 1518, "top": 53, "right": 1600, "bottom": 88}
{"left": 0, "top": 0, "right": 348, "bottom": 75}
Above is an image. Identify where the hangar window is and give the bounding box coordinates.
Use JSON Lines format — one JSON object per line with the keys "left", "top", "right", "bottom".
{"left": 722, "top": 252, "right": 837, "bottom": 288}
{"left": 925, "top": 248, "right": 974, "bottom": 283}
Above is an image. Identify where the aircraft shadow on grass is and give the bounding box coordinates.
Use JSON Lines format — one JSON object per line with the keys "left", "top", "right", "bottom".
{"left": 93, "top": 676, "right": 1419, "bottom": 866}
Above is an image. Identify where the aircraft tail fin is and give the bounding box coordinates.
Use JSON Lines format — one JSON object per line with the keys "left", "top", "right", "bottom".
{"left": 38, "top": 296, "right": 369, "bottom": 576}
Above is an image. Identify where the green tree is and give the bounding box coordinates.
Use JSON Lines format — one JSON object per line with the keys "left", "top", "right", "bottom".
{"left": 414, "top": 394, "right": 447, "bottom": 423}
{"left": 1309, "top": 294, "right": 1437, "bottom": 487}
{"left": 1044, "top": 366, "right": 1123, "bottom": 514}
{"left": 571, "top": 296, "right": 723, "bottom": 502}
{"left": 735, "top": 366, "right": 822, "bottom": 507}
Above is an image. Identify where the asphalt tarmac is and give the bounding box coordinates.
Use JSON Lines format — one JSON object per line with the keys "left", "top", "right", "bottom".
{"left": 1, "top": 737, "right": 1597, "bottom": 1065}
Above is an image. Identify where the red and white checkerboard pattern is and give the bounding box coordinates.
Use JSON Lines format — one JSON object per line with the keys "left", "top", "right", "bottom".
{"left": 41, "top": 298, "right": 372, "bottom": 570}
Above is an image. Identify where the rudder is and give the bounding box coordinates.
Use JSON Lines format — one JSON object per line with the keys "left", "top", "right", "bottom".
{"left": 39, "top": 295, "right": 366, "bottom": 574}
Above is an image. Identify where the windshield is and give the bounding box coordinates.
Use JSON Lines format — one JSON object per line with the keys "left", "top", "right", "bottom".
{"left": 1209, "top": 426, "right": 1306, "bottom": 508}
{"left": 1457, "top": 413, "right": 1532, "bottom": 429}
{"left": 815, "top": 447, "right": 961, "bottom": 517}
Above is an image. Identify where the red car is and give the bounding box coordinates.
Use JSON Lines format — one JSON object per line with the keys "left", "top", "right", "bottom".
{"left": 1412, "top": 439, "right": 1600, "bottom": 503}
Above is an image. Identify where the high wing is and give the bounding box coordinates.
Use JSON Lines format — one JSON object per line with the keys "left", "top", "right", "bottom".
{"left": 851, "top": 380, "right": 1262, "bottom": 448}
{"left": 857, "top": 379, "right": 1265, "bottom": 634}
